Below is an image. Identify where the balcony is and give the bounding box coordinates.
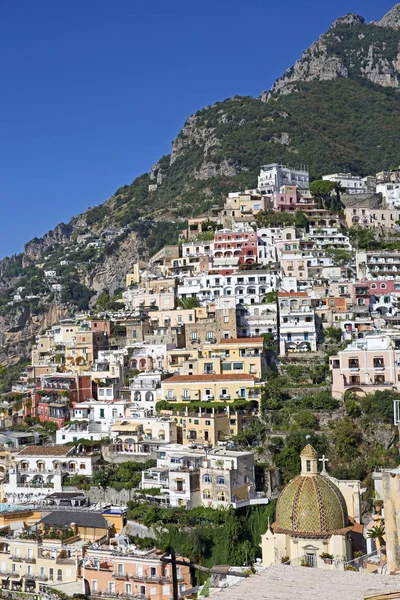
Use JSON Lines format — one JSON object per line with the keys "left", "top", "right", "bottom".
{"left": 23, "top": 558, "right": 36, "bottom": 564}
{"left": 219, "top": 394, "right": 231, "bottom": 400}
{"left": 56, "top": 557, "right": 75, "bottom": 565}
{"left": 112, "top": 572, "right": 129, "bottom": 580}
{"left": 11, "top": 556, "right": 23, "bottom": 562}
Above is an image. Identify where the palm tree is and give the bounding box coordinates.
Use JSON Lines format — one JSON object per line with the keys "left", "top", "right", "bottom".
{"left": 367, "top": 524, "right": 386, "bottom": 550}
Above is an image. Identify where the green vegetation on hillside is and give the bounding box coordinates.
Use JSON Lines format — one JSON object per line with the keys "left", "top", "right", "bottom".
{"left": 126, "top": 502, "right": 275, "bottom": 579}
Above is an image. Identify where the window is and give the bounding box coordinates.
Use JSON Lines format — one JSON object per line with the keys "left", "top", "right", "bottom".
{"left": 117, "top": 563, "right": 124, "bottom": 576}
{"left": 57, "top": 569, "right": 62, "bottom": 582}
{"left": 217, "top": 491, "right": 226, "bottom": 502}
{"left": 99, "top": 409, "right": 105, "bottom": 419}
{"left": 167, "top": 390, "right": 175, "bottom": 399}
{"left": 306, "top": 460, "right": 311, "bottom": 472}
{"left": 191, "top": 332, "right": 197, "bottom": 340}
{"left": 182, "top": 389, "right": 190, "bottom": 399}
{"left": 233, "top": 362, "right": 243, "bottom": 370}
{"left": 205, "top": 420, "right": 211, "bottom": 426}
{"left": 49, "top": 568, "right": 54, "bottom": 581}
{"left": 216, "top": 476, "right": 226, "bottom": 485}
{"left": 125, "top": 584, "right": 132, "bottom": 594}
{"left": 203, "top": 474, "right": 211, "bottom": 483}
{"left": 373, "top": 357, "right": 385, "bottom": 368}
{"left": 203, "top": 489, "right": 211, "bottom": 499}
{"left": 109, "top": 582, "right": 115, "bottom": 593}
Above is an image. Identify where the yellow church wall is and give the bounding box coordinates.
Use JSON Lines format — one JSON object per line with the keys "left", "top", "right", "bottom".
{"left": 261, "top": 533, "right": 350, "bottom": 568}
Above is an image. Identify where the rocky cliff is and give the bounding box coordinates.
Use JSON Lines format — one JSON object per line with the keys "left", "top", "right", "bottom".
{"left": 268, "top": 6, "right": 400, "bottom": 97}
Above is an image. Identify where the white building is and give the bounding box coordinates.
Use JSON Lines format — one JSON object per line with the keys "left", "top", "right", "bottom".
{"left": 177, "top": 271, "right": 280, "bottom": 305}
{"left": 3, "top": 445, "right": 101, "bottom": 503}
{"left": 304, "top": 227, "right": 352, "bottom": 251}
{"left": 279, "top": 292, "right": 317, "bottom": 354}
{"left": 141, "top": 444, "right": 261, "bottom": 509}
{"left": 258, "top": 164, "right": 309, "bottom": 194}
{"left": 129, "top": 371, "right": 167, "bottom": 412}
{"left": 236, "top": 303, "right": 278, "bottom": 338}
{"left": 56, "top": 400, "right": 127, "bottom": 444}
{"left": 322, "top": 173, "right": 366, "bottom": 194}
{"left": 376, "top": 182, "right": 400, "bottom": 208}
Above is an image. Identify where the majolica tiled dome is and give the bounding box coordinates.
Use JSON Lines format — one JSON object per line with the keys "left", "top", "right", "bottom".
{"left": 275, "top": 446, "right": 349, "bottom": 536}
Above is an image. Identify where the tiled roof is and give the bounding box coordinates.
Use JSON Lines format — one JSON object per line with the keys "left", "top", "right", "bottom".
{"left": 217, "top": 337, "right": 264, "bottom": 344}
{"left": 18, "top": 445, "right": 71, "bottom": 457}
{"left": 164, "top": 374, "right": 256, "bottom": 383}
{"left": 278, "top": 292, "right": 308, "bottom": 297}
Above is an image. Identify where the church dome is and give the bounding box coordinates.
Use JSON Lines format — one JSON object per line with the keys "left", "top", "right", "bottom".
{"left": 275, "top": 445, "right": 349, "bottom": 536}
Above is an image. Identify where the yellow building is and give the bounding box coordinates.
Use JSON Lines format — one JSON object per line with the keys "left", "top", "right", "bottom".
{"left": 159, "top": 373, "right": 262, "bottom": 408}
{"left": 0, "top": 507, "right": 123, "bottom": 594}
{"left": 201, "top": 337, "right": 265, "bottom": 379}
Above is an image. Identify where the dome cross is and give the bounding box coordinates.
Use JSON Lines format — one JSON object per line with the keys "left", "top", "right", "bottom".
{"left": 319, "top": 454, "right": 329, "bottom": 473}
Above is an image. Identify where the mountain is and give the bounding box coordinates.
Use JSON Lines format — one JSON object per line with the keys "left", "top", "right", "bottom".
{"left": 2, "top": 4, "right": 400, "bottom": 368}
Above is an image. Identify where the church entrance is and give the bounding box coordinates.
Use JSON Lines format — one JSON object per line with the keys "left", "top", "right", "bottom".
{"left": 306, "top": 553, "right": 317, "bottom": 568}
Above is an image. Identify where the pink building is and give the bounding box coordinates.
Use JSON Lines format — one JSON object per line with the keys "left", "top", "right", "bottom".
{"left": 213, "top": 229, "right": 258, "bottom": 266}
{"left": 330, "top": 333, "right": 400, "bottom": 399}
{"left": 273, "top": 185, "right": 315, "bottom": 212}
{"left": 82, "top": 544, "right": 191, "bottom": 598}
{"left": 352, "top": 280, "right": 395, "bottom": 305}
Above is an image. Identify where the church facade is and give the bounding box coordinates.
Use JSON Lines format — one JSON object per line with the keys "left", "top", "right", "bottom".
{"left": 261, "top": 445, "right": 364, "bottom": 568}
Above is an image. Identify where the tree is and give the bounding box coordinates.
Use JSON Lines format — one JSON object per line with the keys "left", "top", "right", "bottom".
{"left": 294, "top": 210, "right": 309, "bottom": 229}
{"left": 324, "top": 327, "right": 343, "bottom": 343}
{"left": 309, "top": 180, "right": 344, "bottom": 211}
{"left": 324, "top": 248, "right": 354, "bottom": 268}
{"left": 367, "top": 525, "right": 386, "bottom": 549}
{"left": 263, "top": 290, "right": 278, "bottom": 304}
{"left": 329, "top": 418, "right": 362, "bottom": 461}
{"left": 177, "top": 297, "right": 200, "bottom": 309}
{"left": 293, "top": 411, "right": 318, "bottom": 429}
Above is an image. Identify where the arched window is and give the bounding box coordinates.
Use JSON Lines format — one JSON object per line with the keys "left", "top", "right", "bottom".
{"left": 216, "top": 476, "right": 226, "bottom": 485}
{"left": 57, "top": 569, "right": 62, "bottom": 582}
{"left": 203, "top": 474, "right": 211, "bottom": 484}
{"left": 203, "top": 489, "right": 211, "bottom": 500}
{"left": 286, "top": 233, "right": 292, "bottom": 240}
{"left": 217, "top": 491, "right": 226, "bottom": 502}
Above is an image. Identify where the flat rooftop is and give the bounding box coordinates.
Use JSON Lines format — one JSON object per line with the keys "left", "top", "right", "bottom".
{"left": 208, "top": 565, "right": 400, "bottom": 600}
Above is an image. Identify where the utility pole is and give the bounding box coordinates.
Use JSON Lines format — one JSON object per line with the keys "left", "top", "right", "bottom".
{"left": 170, "top": 547, "right": 179, "bottom": 600}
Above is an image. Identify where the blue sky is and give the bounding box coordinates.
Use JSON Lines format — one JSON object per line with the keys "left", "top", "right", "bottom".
{"left": 0, "top": 0, "right": 396, "bottom": 257}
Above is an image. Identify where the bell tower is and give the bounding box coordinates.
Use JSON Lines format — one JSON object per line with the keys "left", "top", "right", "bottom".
{"left": 300, "top": 444, "right": 318, "bottom": 476}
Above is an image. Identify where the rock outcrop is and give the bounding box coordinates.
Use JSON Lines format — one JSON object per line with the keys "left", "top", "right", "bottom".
{"left": 377, "top": 3, "right": 400, "bottom": 28}
{"left": 269, "top": 7, "right": 400, "bottom": 97}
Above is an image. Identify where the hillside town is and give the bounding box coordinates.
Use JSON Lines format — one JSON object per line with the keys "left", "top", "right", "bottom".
{"left": 2, "top": 164, "right": 400, "bottom": 598}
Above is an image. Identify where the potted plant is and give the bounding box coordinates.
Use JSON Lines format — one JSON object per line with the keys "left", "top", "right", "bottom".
{"left": 281, "top": 556, "right": 290, "bottom": 564}
{"left": 353, "top": 550, "right": 363, "bottom": 564}
{"left": 300, "top": 557, "right": 310, "bottom": 567}
{"left": 320, "top": 552, "right": 334, "bottom": 565}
